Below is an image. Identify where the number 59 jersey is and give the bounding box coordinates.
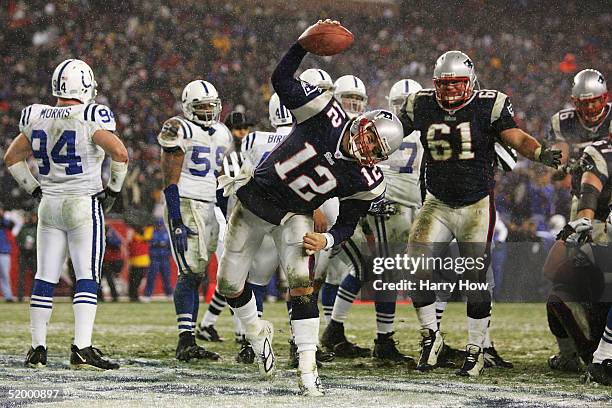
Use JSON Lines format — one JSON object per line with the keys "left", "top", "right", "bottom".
{"left": 158, "top": 116, "right": 232, "bottom": 202}
{"left": 18, "top": 103, "right": 115, "bottom": 196}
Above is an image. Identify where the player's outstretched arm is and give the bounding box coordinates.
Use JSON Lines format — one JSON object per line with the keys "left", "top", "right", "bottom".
{"left": 92, "top": 129, "right": 129, "bottom": 211}
{"left": 500, "top": 127, "right": 561, "bottom": 168}
{"left": 4, "top": 133, "right": 41, "bottom": 198}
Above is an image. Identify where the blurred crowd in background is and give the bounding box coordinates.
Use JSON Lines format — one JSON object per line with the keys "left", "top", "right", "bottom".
{"left": 0, "top": 0, "right": 609, "bottom": 299}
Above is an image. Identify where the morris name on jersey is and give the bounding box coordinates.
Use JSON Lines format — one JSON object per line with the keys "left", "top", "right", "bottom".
{"left": 401, "top": 89, "right": 517, "bottom": 206}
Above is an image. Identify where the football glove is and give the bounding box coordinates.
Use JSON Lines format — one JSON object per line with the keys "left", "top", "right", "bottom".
{"left": 169, "top": 218, "right": 197, "bottom": 255}
{"left": 536, "top": 146, "right": 562, "bottom": 169}
{"left": 94, "top": 188, "right": 120, "bottom": 212}
{"left": 556, "top": 217, "right": 592, "bottom": 245}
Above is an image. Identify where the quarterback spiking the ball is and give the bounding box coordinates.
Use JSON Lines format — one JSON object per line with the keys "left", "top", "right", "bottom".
{"left": 215, "top": 19, "right": 403, "bottom": 396}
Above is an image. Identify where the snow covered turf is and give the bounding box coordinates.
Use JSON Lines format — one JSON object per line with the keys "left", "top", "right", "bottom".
{"left": 1, "top": 302, "right": 610, "bottom": 407}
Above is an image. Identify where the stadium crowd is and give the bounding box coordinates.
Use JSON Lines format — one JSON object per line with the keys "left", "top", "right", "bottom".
{"left": 0, "top": 1, "right": 610, "bottom": 234}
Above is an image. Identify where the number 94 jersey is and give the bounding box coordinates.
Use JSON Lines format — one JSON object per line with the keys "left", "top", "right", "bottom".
{"left": 401, "top": 89, "right": 517, "bottom": 206}
{"left": 157, "top": 116, "right": 232, "bottom": 202}
{"left": 18, "top": 103, "right": 115, "bottom": 196}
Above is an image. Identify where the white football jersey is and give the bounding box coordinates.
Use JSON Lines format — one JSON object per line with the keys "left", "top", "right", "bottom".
{"left": 241, "top": 126, "right": 291, "bottom": 168}
{"left": 377, "top": 130, "right": 423, "bottom": 207}
{"left": 18, "top": 103, "right": 114, "bottom": 196}
{"left": 159, "top": 116, "right": 232, "bottom": 202}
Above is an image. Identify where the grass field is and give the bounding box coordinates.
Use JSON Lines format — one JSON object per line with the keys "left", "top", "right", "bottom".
{"left": 0, "top": 300, "right": 611, "bottom": 407}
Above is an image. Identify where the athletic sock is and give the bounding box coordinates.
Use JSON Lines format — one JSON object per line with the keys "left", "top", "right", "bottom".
{"left": 592, "top": 309, "right": 612, "bottom": 364}
{"left": 331, "top": 274, "right": 361, "bottom": 324}
{"left": 467, "top": 316, "right": 490, "bottom": 348}
{"left": 415, "top": 303, "right": 438, "bottom": 332}
{"left": 201, "top": 288, "right": 227, "bottom": 327}
{"left": 435, "top": 301, "right": 447, "bottom": 329}
{"left": 72, "top": 279, "right": 99, "bottom": 349}
{"left": 375, "top": 301, "right": 395, "bottom": 334}
{"left": 247, "top": 282, "right": 267, "bottom": 318}
{"left": 30, "top": 279, "right": 55, "bottom": 348}
{"left": 174, "top": 275, "right": 196, "bottom": 335}
{"left": 321, "top": 283, "right": 339, "bottom": 324}
{"left": 227, "top": 289, "right": 261, "bottom": 336}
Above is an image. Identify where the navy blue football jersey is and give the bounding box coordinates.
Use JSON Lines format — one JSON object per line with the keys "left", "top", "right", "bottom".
{"left": 400, "top": 89, "right": 517, "bottom": 206}
{"left": 580, "top": 138, "right": 612, "bottom": 222}
{"left": 236, "top": 43, "right": 386, "bottom": 244}
{"left": 547, "top": 104, "right": 612, "bottom": 195}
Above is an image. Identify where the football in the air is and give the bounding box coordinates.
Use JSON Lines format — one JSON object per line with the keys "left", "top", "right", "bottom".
{"left": 298, "top": 20, "right": 354, "bottom": 56}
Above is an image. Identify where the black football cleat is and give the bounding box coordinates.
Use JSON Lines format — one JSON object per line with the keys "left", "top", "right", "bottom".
{"left": 548, "top": 353, "right": 583, "bottom": 373}
{"left": 321, "top": 320, "right": 370, "bottom": 358}
{"left": 586, "top": 359, "right": 612, "bottom": 386}
{"left": 437, "top": 343, "right": 464, "bottom": 368}
{"left": 483, "top": 344, "right": 513, "bottom": 368}
{"left": 175, "top": 334, "right": 220, "bottom": 362}
{"left": 70, "top": 345, "right": 119, "bottom": 370}
{"left": 236, "top": 338, "right": 255, "bottom": 364}
{"left": 195, "top": 324, "right": 224, "bottom": 342}
{"left": 373, "top": 332, "right": 416, "bottom": 366}
{"left": 456, "top": 344, "right": 484, "bottom": 377}
{"left": 416, "top": 329, "right": 444, "bottom": 372}
{"left": 25, "top": 346, "right": 47, "bottom": 368}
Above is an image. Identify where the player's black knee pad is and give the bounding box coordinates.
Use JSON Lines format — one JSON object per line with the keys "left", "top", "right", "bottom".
{"left": 225, "top": 287, "right": 253, "bottom": 309}
{"left": 467, "top": 299, "right": 491, "bottom": 320}
{"left": 291, "top": 294, "right": 319, "bottom": 320}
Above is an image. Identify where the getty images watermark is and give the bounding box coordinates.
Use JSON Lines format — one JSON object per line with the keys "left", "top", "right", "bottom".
{"left": 371, "top": 254, "right": 489, "bottom": 291}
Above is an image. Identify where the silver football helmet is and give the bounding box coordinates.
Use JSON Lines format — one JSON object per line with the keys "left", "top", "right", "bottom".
{"left": 334, "top": 75, "right": 367, "bottom": 118}
{"left": 571, "top": 69, "right": 608, "bottom": 125}
{"left": 52, "top": 59, "right": 97, "bottom": 104}
{"left": 433, "top": 50, "right": 477, "bottom": 110}
{"left": 268, "top": 93, "right": 293, "bottom": 128}
{"left": 348, "top": 110, "right": 402, "bottom": 166}
{"left": 181, "top": 80, "right": 222, "bottom": 126}
{"left": 299, "top": 68, "right": 334, "bottom": 91}
{"left": 387, "top": 79, "right": 423, "bottom": 115}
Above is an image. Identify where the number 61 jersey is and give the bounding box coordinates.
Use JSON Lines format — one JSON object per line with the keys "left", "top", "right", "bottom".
{"left": 18, "top": 103, "right": 115, "bottom": 196}
{"left": 401, "top": 89, "right": 517, "bottom": 206}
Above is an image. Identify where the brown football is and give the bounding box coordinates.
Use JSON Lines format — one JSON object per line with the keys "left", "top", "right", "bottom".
{"left": 298, "top": 21, "right": 354, "bottom": 56}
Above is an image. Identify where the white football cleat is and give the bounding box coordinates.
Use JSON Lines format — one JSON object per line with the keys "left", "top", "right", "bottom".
{"left": 298, "top": 370, "right": 324, "bottom": 397}
{"left": 246, "top": 320, "right": 275, "bottom": 379}
{"left": 456, "top": 344, "right": 484, "bottom": 377}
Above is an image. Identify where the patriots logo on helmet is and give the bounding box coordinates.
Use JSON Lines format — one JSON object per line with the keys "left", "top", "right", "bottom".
{"left": 464, "top": 58, "right": 474, "bottom": 69}
{"left": 301, "top": 81, "right": 319, "bottom": 96}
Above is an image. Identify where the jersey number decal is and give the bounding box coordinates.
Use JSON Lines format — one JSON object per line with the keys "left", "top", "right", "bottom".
{"left": 361, "top": 166, "right": 382, "bottom": 186}
{"left": 426, "top": 122, "right": 474, "bottom": 161}
{"left": 326, "top": 101, "right": 347, "bottom": 128}
{"left": 399, "top": 142, "right": 418, "bottom": 173}
{"left": 189, "top": 146, "right": 211, "bottom": 177}
{"left": 31, "top": 129, "right": 83, "bottom": 175}
{"left": 274, "top": 142, "right": 337, "bottom": 201}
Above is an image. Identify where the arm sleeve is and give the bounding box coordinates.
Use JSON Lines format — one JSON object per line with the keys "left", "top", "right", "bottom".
{"left": 490, "top": 92, "right": 518, "bottom": 133}
{"left": 271, "top": 42, "right": 332, "bottom": 124}
{"left": 328, "top": 198, "right": 374, "bottom": 245}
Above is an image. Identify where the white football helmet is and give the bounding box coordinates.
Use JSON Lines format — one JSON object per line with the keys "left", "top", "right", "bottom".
{"left": 51, "top": 59, "right": 97, "bottom": 104}
{"left": 334, "top": 75, "right": 367, "bottom": 119}
{"left": 299, "top": 68, "right": 334, "bottom": 91}
{"left": 181, "top": 80, "right": 222, "bottom": 126}
{"left": 348, "top": 110, "right": 403, "bottom": 166}
{"left": 268, "top": 93, "right": 293, "bottom": 128}
{"left": 387, "top": 79, "right": 423, "bottom": 115}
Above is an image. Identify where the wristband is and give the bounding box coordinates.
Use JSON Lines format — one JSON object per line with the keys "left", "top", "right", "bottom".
{"left": 8, "top": 161, "right": 40, "bottom": 194}
{"left": 107, "top": 160, "right": 128, "bottom": 193}
{"left": 323, "top": 233, "right": 334, "bottom": 250}
{"left": 163, "top": 184, "right": 182, "bottom": 220}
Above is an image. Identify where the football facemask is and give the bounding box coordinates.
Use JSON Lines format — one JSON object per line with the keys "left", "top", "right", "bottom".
{"left": 348, "top": 117, "right": 388, "bottom": 166}
{"left": 434, "top": 77, "right": 473, "bottom": 109}
{"left": 572, "top": 93, "right": 609, "bottom": 126}
{"left": 340, "top": 94, "right": 366, "bottom": 117}
{"left": 191, "top": 100, "right": 221, "bottom": 126}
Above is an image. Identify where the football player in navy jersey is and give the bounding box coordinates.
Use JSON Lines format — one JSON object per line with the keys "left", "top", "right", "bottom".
{"left": 216, "top": 24, "right": 404, "bottom": 396}
{"left": 548, "top": 69, "right": 610, "bottom": 225}
{"left": 399, "top": 50, "right": 561, "bottom": 376}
